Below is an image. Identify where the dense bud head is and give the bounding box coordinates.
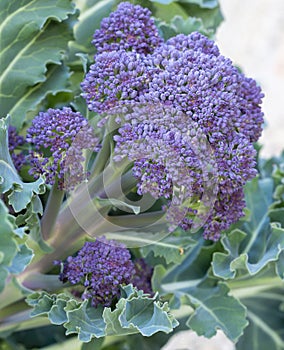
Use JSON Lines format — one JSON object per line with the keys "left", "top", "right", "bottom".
{"left": 92, "top": 2, "right": 163, "bottom": 54}
{"left": 81, "top": 1, "right": 264, "bottom": 240}
{"left": 143, "top": 33, "right": 264, "bottom": 143}
{"left": 26, "top": 107, "right": 98, "bottom": 189}
{"left": 58, "top": 237, "right": 153, "bottom": 307}
{"left": 81, "top": 51, "right": 154, "bottom": 114}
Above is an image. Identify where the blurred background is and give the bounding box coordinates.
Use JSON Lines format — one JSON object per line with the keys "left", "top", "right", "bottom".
{"left": 217, "top": 0, "right": 284, "bottom": 158}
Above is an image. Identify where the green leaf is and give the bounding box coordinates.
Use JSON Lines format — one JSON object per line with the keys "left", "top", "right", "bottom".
{"left": 269, "top": 208, "right": 284, "bottom": 227}
{"left": 185, "top": 282, "right": 248, "bottom": 342}
{"left": 178, "top": 0, "right": 219, "bottom": 9}
{"left": 9, "top": 64, "right": 72, "bottom": 126}
{"left": 154, "top": 2, "right": 188, "bottom": 22}
{"left": 152, "top": 0, "right": 220, "bottom": 9}
{"left": 150, "top": 0, "right": 175, "bottom": 5}
{"left": 212, "top": 178, "right": 284, "bottom": 280}
{"left": 26, "top": 285, "right": 178, "bottom": 341}
{"left": 104, "top": 285, "right": 178, "bottom": 337}
{"left": 65, "top": 300, "right": 106, "bottom": 341}
{"left": 154, "top": 237, "right": 248, "bottom": 342}
{"left": 0, "top": 200, "right": 34, "bottom": 292}
{"left": 0, "top": 201, "right": 18, "bottom": 292}
{"left": 0, "top": 116, "right": 45, "bottom": 212}
{"left": 171, "top": 15, "right": 213, "bottom": 36}
{"left": 0, "top": 0, "right": 76, "bottom": 128}
{"left": 178, "top": 2, "right": 223, "bottom": 33}
{"left": 7, "top": 244, "right": 33, "bottom": 274}
{"left": 0, "top": 117, "right": 48, "bottom": 251}
{"left": 236, "top": 289, "right": 284, "bottom": 350}
{"left": 70, "top": 0, "right": 115, "bottom": 58}
{"left": 156, "top": 15, "right": 213, "bottom": 41}
{"left": 140, "top": 234, "right": 195, "bottom": 264}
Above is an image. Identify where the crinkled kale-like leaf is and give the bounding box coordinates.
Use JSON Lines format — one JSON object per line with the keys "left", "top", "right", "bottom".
{"left": 0, "top": 117, "right": 48, "bottom": 251}
{"left": 153, "top": 239, "right": 248, "bottom": 342}
{"left": 26, "top": 285, "right": 178, "bottom": 342}
{"left": 0, "top": 117, "right": 45, "bottom": 212}
{"left": 212, "top": 177, "right": 284, "bottom": 280}
{"left": 0, "top": 200, "right": 34, "bottom": 292}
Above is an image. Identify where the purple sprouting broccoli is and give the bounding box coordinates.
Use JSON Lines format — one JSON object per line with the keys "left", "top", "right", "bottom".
{"left": 26, "top": 107, "right": 98, "bottom": 190}
{"left": 92, "top": 2, "right": 163, "bottom": 54}
{"left": 81, "top": 2, "right": 264, "bottom": 240}
{"left": 81, "top": 51, "right": 155, "bottom": 114}
{"left": 58, "top": 237, "right": 153, "bottom": 307}
{"left": 143, "top": 31, "right": 264, "bottom": 143}
{"left": 8, "top": 126, "right": 25, "bottom": 171}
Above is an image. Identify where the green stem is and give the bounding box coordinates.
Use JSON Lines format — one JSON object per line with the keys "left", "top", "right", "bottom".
{"left": 227, "top": 276, "right": 284, "bottom": 299}
{"left": 0, "top": 310, "right": 50, "bottom": 334}
{"left": 22, "top": 274, "right": 64, "bottom": 292}
{"left": 0, "top": 277, "right": 28, "bottom": 310}
{"left": 18, "top": 161, "right": 138, "bottom": 278}
{"left": 41, "top": 181, "right": 65, "bottom": 241}
{"left": 90, "top": 131, "right": 111, "bottom": 178}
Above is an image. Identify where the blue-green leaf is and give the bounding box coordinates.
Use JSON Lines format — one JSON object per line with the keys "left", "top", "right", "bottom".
{"left": 65, "top": 300, "right": 106, "bottom": 341}
{"left": 10, "top": 64, "right": 72, "bottom": 126}
{"left": 0, "top": 0, "right": 76, "bottom": 128}
{"left": 150, "top": 0, "right": 175, "bottom": 5}
{"left": 26, "top": 285, "right": 178, "bottom": 341}
{"left": 236, "top": 289, "right": 284, "bottom": 350}
{"left": 0, "top": 200, "right": 34, "bottom": 292}
{"left": 185, "top": 282, "right": 248, "bottom": 342}
{"left": 212, "top": 178, "right": 284, "bottom": 280}
{"left": 69, "top": 0, "right": 115, "bottom": 60}
{"left": 178, "top": 0, "right": 219, "bottom": 9}
{"left": 140, "top": 234, "right": 195, "bottom": 264}
{"left": 152, "top": 0, "right": 219, "bottom": 8}
{"left": 0, "top": 117, "right": 45, "bottom": 212}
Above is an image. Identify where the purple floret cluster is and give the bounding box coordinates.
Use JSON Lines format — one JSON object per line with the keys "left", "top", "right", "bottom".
{"left": 26, "top": 107, "right": 98, "bottom": 189}
{"left": 92, "top": 2, "right": 162, "bottom": 54}
{"left": 8, "top": 126, "right": 25, "bottom": 171}
{"left": 81, "top": 2, "right": 264, "bottom": 240}
{"left": 58, "top": 237, "right": 153, "bottom": 307}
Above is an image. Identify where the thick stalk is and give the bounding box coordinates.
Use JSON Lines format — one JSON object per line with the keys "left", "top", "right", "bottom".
{"left": 13, "top": 162, "right": 140, "bottom": 287}
{"left": 90, "top": 131, "right": 111, "bottom": 178}
{"left": 41, "top": 181, "right": 64, "bottom": 241}
{"left": 227, "top": 276, "right": 284, "bottom": 299}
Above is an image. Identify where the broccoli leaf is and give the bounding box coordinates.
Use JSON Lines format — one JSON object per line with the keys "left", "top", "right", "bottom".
{"left": 0, "top": 117, "right": 45, "bottom": 212}
{"left": 154, "top": 240, "right": 248, "bottom": 342}
{"left": 236, "top": 289, "right": 284, "bottom": 350}
{"left": 212, "top": 177, "right": 284, "bottom": 280}
{"left": 69, "top": 0, "right": 115, "bottom": 59}
{"left": 26, "top": 285, "right": 178, "bottom": 342}
{"left": 0, "top": 0, "right": 75, "bottom": 128}
{"left": 151, "top": 0, "right": 219, "bottom": 9}
{"left": 0, "top": 200, "right": 34, "bottom": 292}
{"left": 140, "top": 234, "right": 195, "bottom": 265}
{"left": 0, "top": 116, "right": 48, "bottom": 251}
{"left": 185, "top": 282, "right": 248, "bottom": 342}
